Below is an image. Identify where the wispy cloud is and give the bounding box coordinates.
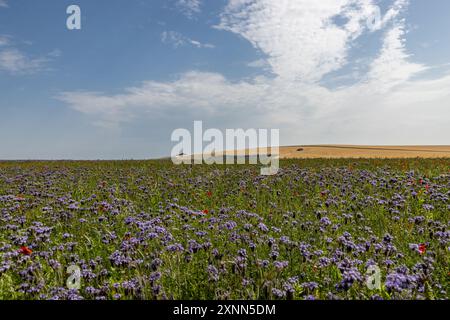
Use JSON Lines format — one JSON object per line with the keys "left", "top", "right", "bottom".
{"left": 0, "top": 49, "right": 50, "bottom": 74}
{"left": 247, "top": 58, "right": 269, "bottom": 69}
{"left": 0, "top": 37, "right": 60, "bottom": 75}
{"left": 0, "top": 0, "right": 8, "bottom": 8}
{"left": 368, "top": 24, "right": 426, "bottom": 91}
{"left": 216, "top": 0, "right": 379, "bottom": 82}
{"left": 175, "top": 0, "right": 201, "bottom": 19}
{"left": 161, "top": 31, "right": 215, "bottom": 49}
{"left": 0, "top": 35, "right": 10, "bottom": 46}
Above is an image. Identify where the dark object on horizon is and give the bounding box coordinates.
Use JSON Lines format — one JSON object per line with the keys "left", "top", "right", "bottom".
{"left": 297, "top": 148, "right": 304, "bottom": 152}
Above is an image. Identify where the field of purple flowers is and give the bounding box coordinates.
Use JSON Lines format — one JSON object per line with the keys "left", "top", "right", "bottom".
{"left": 0, "top": 159, "right": 448, "bottom": 300}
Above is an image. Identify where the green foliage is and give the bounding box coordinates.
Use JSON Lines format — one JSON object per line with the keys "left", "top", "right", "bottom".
{"left": 0, "top": 158, "right": 448, "bottom": 300}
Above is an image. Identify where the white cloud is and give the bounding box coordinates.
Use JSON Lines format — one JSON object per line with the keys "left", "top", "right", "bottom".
{"left": 175, "top": 0, "right": 201, "bottom": 18}
{"left": 0, "top": 35, "right": 10, "bottom": 46}
{"left": 0, "top": 48, "right": 50, "bottom": 74}
{"left": 59, "top": 0, "right": 450, "bottom": 145}
{"left": 247, "top": 58, "right": 269, "bottom": 69}
{"left": 0, "top": 35, "right": 61, "bottom": 75}
{"left": 161, "top": 31, "right": 215, "bottom": 49}
{"left": 216, "top": 0, "right": 388, "bottom": 82}
{"left": 58, "top": 71, "right": 268, "bottom": 127}
{"left": 189, "top": 40, "right": 215, "bottom": 49}
{"left": 0, "top": 0, "right": 8, "bottom": 8}
{"left": 48, "top": 49, "right": 62, "bottom": 58}
{"left": 367, "top": 24, "right": 426, "bottom": 91}
{"left": 58, "top": 67, "right": 450, "bottom": 143}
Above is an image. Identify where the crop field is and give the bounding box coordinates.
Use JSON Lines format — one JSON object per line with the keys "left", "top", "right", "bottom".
{"left": 278, "top": 145, "right": 450, "bottom": 159}
{"left": 219, "top": 145, "right": 450, "bottom": 159}
{"left": 0, "top": 158, "right": 448, "bottom": 300}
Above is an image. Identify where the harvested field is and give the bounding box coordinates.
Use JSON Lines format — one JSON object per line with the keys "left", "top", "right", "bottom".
{"left": 217, "top": 145, "right": 450, "bottom": 159}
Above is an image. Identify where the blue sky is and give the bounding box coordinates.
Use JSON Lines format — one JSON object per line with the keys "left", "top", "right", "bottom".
{"left": 0, "top": 0, "right": 449, "bottom": 159}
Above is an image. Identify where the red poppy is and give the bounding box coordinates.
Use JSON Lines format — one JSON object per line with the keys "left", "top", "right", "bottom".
{"left": 19, "top": 246, "right": 32, "bottom": 255}
{"left": 207, "top": 191, "right": 212, "bottom": 198}
{"left": 419, "top": 179, "right": 423, "bottom": 185}
{"left": 425, "top": 184, "right": 430, "bottom": 191}
{"left": 418, "top": 244, "right": 426, "bottom": 255}
{"left": 202, "top": 209, "right": 209, "bottom": 214}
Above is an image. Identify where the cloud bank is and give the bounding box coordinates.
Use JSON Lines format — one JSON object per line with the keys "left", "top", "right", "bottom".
{"left": 58, "top": 0, "right": 450, "bottom": 145}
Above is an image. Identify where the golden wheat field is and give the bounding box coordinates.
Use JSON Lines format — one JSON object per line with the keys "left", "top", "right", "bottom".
{"left": 218, "top": 145, "right": 450, "bottom": 159}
